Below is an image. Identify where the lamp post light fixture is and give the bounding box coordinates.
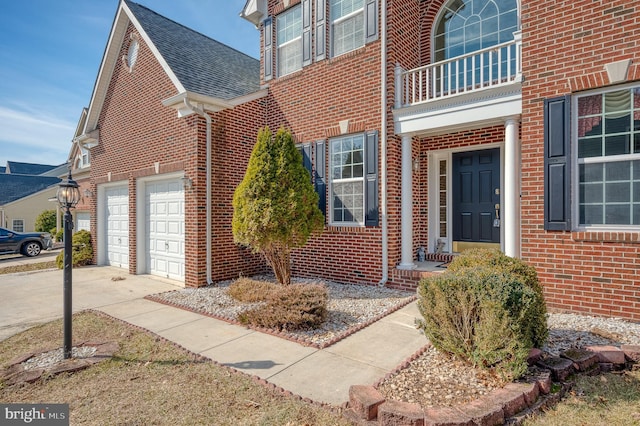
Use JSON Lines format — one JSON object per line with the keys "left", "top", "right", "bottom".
{"left": 56, "top": 168, "right": 81, "bottom": 359}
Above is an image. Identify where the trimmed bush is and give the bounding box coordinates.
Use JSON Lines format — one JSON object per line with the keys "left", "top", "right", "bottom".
{"left": 56, "top": 230, "right": 93, "bottom": 268}
{"left": 446, "top": 249, "right": 548, "bottom": 348}
{"left": 227, "top": 277, "right": 278, "bottom": 303}
{"left": 238, "top": 283, "right": 328, "bottom": 331}
{"left": 417, "top": 252, "right": 548, "bottom": 383}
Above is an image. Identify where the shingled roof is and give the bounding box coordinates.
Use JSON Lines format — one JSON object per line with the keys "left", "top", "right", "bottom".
{"left": 125, "top": 0, "right": 260, "bottom": 100}
{"left": 5, "top": 161, "right": 58, "bottom": 176}
{"left": 0, "top": 174, "right": 61, "bottom": 205}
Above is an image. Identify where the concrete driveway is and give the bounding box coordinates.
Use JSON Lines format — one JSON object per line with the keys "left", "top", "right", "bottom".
{"left": 0, "top": 265, "right": 181, "bottom": 341}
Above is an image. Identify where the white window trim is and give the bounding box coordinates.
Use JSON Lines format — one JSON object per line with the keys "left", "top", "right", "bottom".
{"left": 572, "top": 82, "right": 640, "bottom": 231}
{"left": 329, "top": 134, "right": 366, "bottom": 227}
{"left": 276, "top": 5, "right": 303, "bottom": 77}
{"left": 330, "top": 2, "right": 365, "bottom": 57}
{"left": 12, "top": 219, "right": 24, "bottom": 232}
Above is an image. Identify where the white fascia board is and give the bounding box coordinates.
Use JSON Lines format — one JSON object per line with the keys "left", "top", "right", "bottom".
{"left": 393, "top": 84, "right": 522, "bottom": 137}
{"left": 122, "top": 2, "right": 185, "bottom": 94}
{"left": 162, "top": 91, "right": 233, "bottom": 117}
{"left": 240, "top": 0, "right": 267, "bottom": 26}
{"left": 84, "top": 2, "right": 185, "bottom": 135}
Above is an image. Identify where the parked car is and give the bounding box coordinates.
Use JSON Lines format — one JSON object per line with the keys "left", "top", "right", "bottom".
{"left": 0, "top": 227, "right": 53, "bottom": 257}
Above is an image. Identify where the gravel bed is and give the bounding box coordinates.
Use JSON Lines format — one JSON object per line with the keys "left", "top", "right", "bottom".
{"left": 150, "top": 276, "right": 415, "bottom": 347}
{"left": 22, "top": 346, "right": 97, "bottom": 371}
{"left": 379, "top": 312, "right": 640, "bottom": 408}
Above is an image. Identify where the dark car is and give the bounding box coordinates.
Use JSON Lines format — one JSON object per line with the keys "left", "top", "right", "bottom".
{"left": 0, "top": 227, "right": 53, "bottom": 257}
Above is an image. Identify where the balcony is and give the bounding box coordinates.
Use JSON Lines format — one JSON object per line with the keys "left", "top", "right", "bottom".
{"left": 393, "top": 33, "right": 522, "bottom": 136}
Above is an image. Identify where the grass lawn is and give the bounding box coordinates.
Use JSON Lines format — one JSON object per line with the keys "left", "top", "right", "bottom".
{"left": 523, "top": 369, "right": 640, "bottom": 426}
{"left": 0, "top": 261, "right": 57, "bottom": 275}
{"left": 0, "top": 311, "right": 350, "bottom": 426}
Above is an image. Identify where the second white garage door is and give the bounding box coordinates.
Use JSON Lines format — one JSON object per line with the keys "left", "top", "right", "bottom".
{"left": 146, "top": 179, "right": 185, "bottom": 281}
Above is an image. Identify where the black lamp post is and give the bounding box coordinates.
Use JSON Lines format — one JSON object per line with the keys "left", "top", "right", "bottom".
{"left": 56, "top": 168, "right": 81, "bottom": 359}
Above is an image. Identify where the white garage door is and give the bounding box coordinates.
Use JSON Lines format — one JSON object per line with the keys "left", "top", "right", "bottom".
{"left": 105, "top": 186, "right": 129, "bottom": 269}
{"left": 146, "top": 179, "right": 184, "bottom": 281}
{"left": 76, "top": 212, "right": 90, "bottom": 232}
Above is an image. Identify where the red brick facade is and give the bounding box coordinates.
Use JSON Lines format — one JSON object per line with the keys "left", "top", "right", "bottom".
{"left": 520, "top": 0, "right": 640, "bottom": 320}
{"left": 87, "top": 0, "right": 640, "bottom": 321}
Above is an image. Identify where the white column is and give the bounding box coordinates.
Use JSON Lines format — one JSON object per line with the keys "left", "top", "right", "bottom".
{"left": 398, "top": 134, "right": 416, "bottom": 269}
{"left": 504, "top": 117, "right": 521, "bottom": 257}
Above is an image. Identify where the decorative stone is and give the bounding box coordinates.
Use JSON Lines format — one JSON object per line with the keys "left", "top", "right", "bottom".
{"left": 586, "top": 345, "right": 626, "bottom": 365}
{"left": 485, "top": 386, "right": 526, "bottom": 418}
{"left": 560, "top": 348, "right": 599, "bottom": 371}
{"left": 457, "top": 397, "right": 504, "bottom": 426}
{"left": 424, "top": 407, "right": 473, "bottom": 426}
{"left": 621, "top": 345, "right": 640, "bottom": 362}
{"left": 504, "top": 382, "right": 539, "bottom": 408}
{"left": 527, "top": 348, "right": 543, "bottom": 366}
{"left": 378, "top": 400, "right": 425, "bottom": 426}
{"left": 534, "top": 370, "right": 552, "bottom": 395}
{"left": 537, "top": 357, "right": 574, "bottom": 381}
{"left": 348, "top": 385, "right": 385, "bottom": 421}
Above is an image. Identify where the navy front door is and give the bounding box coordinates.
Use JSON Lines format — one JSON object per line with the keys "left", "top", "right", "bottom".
{"left": 452, "top": 148, "right": 501, "bottom": 251}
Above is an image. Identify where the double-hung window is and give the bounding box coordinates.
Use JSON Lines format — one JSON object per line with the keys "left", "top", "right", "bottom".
{"left": 277, "top": 5, "right": 303, "bottom": 76}
{"left": 576, "top": 85, "right": 640, "bottom": 226}
{"left": 12, "top": 219, "right": 24, "bottom": 232}
{"left": 330, "top": 134, "right": 365, "bottom": 224}
{"left": 330, "top": 0, "right": 365, "bottom": 57}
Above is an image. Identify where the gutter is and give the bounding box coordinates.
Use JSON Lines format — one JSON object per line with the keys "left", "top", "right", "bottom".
{"left": 379, "top": 0, "right": 388, "bottom": 286}
{"left": 182, "top": 98, "right": 215, "bottom": 286}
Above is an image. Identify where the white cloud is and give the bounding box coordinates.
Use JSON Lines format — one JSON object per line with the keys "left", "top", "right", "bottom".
{"left": 0, "top": 105, "right": 74, "bottom": 165}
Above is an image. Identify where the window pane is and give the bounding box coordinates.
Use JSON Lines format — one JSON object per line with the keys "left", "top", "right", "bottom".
{"left": 605, "top": 135, "right": 630, "bottom": 156}
{"left": 580, "top": 163, "right": 603, "bottom": 182}
{"left": 581, "top": 205, "right": 603, "bottom": 224}
{"left": 606, "top": 182, "right": 630, "bottom": 203}
{"left": 605, "top": 205, "right": 630, "bottom": 224}
{"left": 330, "top": 134, "right": 366, "bottom": 223}
{"left": 605, "top": 114, "right": 631, "bottom": 134}
{"left": 277, "top": 6, "right": 302, "bottom": 75}
{"left": 578, "top": 138, "right": 602, "bottom": 158}
{"left": 605, "top": 161, "right": 630, "bottom": 181}
{"left": 578, "top": 116, "right": 602, "bottom": 137}
{"left": 578, "top": 94, "right": 602, "bottom": 116}
{"left": 604, "top": 90, "right": 631, "bottom": 114}
{"left": 332, "top": 12, "right": 364, "bottom": 56}
{"left": 581, "top": 183, "right": 603, "bottom": 204}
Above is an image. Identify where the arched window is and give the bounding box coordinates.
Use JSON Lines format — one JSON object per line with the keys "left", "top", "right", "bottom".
{"left": 432, "top": 0, "right": 518, "bottom": 92}
{"left": 434, "top": 0, "right": 518, "bottom": 62}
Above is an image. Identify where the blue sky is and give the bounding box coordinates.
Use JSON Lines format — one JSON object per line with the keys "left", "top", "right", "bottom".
{"left": 0, "top": 0, "right": 259, "bottom": 168}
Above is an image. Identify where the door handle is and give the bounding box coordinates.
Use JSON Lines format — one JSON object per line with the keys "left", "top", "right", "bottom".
{"left": 494, "top": 204, "right": 500, "bottom": 228}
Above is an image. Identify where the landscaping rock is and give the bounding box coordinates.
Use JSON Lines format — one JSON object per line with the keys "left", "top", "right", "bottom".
{"left": 423, "top": 407, "right": 473, "bottom": 426}
{"left": 537, "top": 357, "right": 574, "bottom": 381}
{"left": 378, "top": 400, "right": 425, "bottom": 426}
{"left": 560, "top": 348, "right": 599, "bottom": 371}
{"left": 586, "top": 345, "right": 626, "bottom": 366}
{"left": 349, "top": 385, "right": 385, "bottom": 421}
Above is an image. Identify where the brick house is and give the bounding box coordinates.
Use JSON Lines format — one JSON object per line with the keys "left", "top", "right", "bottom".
{"left": 77, "top": 0, "right": 640, "bottom": 321}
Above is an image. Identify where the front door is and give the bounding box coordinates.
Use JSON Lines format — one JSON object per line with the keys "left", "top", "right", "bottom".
{"left": 452, "top": 148, "right": 500, "bottom": 252}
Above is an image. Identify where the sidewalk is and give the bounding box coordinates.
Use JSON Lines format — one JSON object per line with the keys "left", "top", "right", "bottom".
{"left": 0, "top": 266, "right": 426, "bottom": 406}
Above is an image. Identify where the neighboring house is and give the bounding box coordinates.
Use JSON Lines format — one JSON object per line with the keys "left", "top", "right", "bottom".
{"left": 67, "top": 108, "right": 93, "bottom": 233}
{"left": 0, "top": 162, "right": 64, "bottom": 232}
{"left": 76, "top": 0, "right": 640, "bottom": 322}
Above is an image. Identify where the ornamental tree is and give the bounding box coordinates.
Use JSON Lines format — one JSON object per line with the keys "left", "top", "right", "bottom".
{"left": 232, "top": 127, "right": 324, "bottom": 285}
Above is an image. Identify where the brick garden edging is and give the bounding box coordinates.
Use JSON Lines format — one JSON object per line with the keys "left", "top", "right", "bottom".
{"left": 344, "top": 344, "right": 640, "bottom": 425}
{"left": 0, "top": 340, "right": 119, "bottom": 386}
{"left": 144, "top": 291, "right": 417, "bottom": 349}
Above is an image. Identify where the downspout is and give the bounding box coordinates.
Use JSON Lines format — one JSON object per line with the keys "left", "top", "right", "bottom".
{"left": 379, "top": 0, "right": 388, "bottom": 286}
{"left": 183, "top": 98, "right": 214, "bottom": 286}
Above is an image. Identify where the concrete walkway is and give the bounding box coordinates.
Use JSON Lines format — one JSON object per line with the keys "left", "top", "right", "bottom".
{"left": 0, "top": 266, "right": 426, "bottom": 406}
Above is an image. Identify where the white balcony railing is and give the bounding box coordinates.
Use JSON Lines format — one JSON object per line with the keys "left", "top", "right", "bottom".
{"left": 395, "top": 34, "right": 522, "bottom": 109}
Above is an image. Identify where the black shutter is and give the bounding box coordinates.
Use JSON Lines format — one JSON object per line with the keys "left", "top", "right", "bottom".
{"left": 302, "top": 0, "right": 312, "bottom": 66}
{"left": 365, "top": 131, "right": 379, "bottom": 227}
{"left": 544, "top": 95, "right": 571, "bottom": 231}
{"left": 299, "top": 143, "right": 312, "bottom": 176}
{"left": 314, "top": 140, "right": 326, "bottom": 217}
{"left": 264, "top": 17, "right": 273, "bottom": 81}
{"left": 364, "top": 0, "right": 378, "bottom": 44}
{"left": 315, "top": 0, "right": 326, "bottom": 61}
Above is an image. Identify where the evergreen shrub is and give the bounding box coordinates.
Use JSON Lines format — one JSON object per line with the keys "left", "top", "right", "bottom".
{"left": 238, "top": 283, "right": 328, "bottom": 331}
{"left": 417, "top": 250, "right": 548, "bottom": 382}
{"left": 56, "top": 230, "right": 93, "bottom": 268}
